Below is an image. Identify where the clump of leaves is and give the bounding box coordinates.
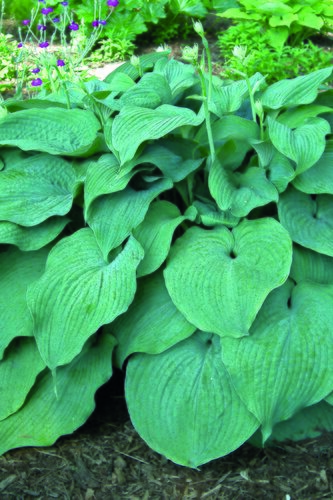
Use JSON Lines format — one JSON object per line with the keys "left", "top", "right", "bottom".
{"left": 218, "top": 22, "right": 333, "bottom": 83}
{"left": 0, "top": 32, "right": 333, "bottom": 468}
{"left": 217, "top": 0, "right": 333, "bottom": 49}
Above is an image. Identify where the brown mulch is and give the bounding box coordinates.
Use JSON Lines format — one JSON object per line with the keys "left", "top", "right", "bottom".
{"left": 0, "top": 372, "right": 332, "bottom": 500}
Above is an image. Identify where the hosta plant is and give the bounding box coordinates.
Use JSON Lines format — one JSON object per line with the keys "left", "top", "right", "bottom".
{"left": 1, "top": 32, "right": 333, "bottom": 467}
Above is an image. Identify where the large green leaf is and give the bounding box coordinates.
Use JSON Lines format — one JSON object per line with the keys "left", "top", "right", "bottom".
{"left": 267, "top": 116, "right": 330, "bottom": 175}
{"left": 111, "top": 104, "right": 204, "bottom": 165}
{"left": 133, "top": 201, "right": 196, "bottom": 277}
{"left": 154, "top": 58, "right": 197, "bottom": 102}
{"left": 261, "top": 67, "right": 333, "bottom": 109}
{"left": 210, "top": 74, "right": 265, "bottom": 116}
{"left": 84, "top": 154, "right": 135, "bottom": 214}
{"left": 222, "top": 280, "right": 333, "bottom": 442}
{"left": 0, "top": 338, "right": 45, "bottom": 421}
{"left": 292, "top": 141, "right": 333, "bottom": 194}
{"left": 87, "top": 178, "right": 173, "bottom": 259}
{"left": 278, "top": 187, "right": 333, "bottom": 256}
{"left": 27, "top": 229, "right": 143, "bottom": 369}
{"left": 209, "top": 159, "right": 278, "bottom": 217}
{"left": 118, "top": 73, "right": 172, "bottom": 109}
{"left": 0, "top": 247, "right": 49, "bottom": 358}
{"left": 164, "top": 219, "right": 292, "bottom": 338}
{"left": 0, "top": 333, "right": 116, "bottom": 455}
{"left": 125, "top": 331, "right": 259, "bottom": 467}
{"left": 111, "top": 270, "right": 196, "bottom": 367}
{"left": 0, "top": 108, "right": 101, "bottom": 155}
{"left": 0, "top": 217, "right": 68, "bottom": 251}
{"left": 0, "top": 153, "right": 77, "bottom": 226}
{"left": 290, "top": 245, "right": 333, "bottom": 285}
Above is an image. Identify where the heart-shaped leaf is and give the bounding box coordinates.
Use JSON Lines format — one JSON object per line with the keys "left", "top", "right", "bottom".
{"left": 125, "top": 331, "right": 259, "bottom": 467}
{"left": 164, "top": 219, "right": 292, "bottom": 337}
{"left": 222, "top": 280, "right": 333, "bottom": 441}
{"left": 27, "top": 229, "right": 143, "bottom": 369}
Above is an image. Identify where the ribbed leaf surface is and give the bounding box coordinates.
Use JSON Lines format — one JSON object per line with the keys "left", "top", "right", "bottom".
{"left": 164, "top": 219, "right": 292, "bottom": 337}
{"left": 125, "top": 332, "right": 259, "bottom": 467}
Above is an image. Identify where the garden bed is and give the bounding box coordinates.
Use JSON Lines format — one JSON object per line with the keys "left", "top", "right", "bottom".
{"left": 0, "top": 374, "right": 332, "bottom": 499}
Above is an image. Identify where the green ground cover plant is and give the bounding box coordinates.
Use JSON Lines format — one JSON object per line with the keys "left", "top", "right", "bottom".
{"left": 216, "top": 0, "right": 333, "bottom": 82}
{"left": 1, "top": 19, "right": 333, "bottom": 468}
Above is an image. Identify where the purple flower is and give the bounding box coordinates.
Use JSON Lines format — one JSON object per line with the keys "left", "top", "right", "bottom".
{"left": 22, "top": 19, "right": 30, "bottom": 25}
{"left": 92, "top": 20, "right": 99, "bottom": 27}
{"left": 107, "top": 0, "right": 119, "bottom": 6}
{"left": 57, "top": 59, "right": 65, "bottom": 66}
{"left": 39, "top": 41, "right": 49, "bottom": 48}
{"left": 31, "top": 78, "right": 43, "bottom": 87}
{"left": 52, "top": 17, "right": 60, "bottom": 22}
{"left": 99, "top": 20, "right": 107, "bottom": 25}
{"left": 37, "top": 24, "right": 47, "bottom": 31}
{"left": 17, "top": 42, "right": 23, "bottom": 48}
{"left": 68, "top": 21, "right": 79, "bottom": 30}
{"left": 32, "top": 67, "right": 41, "bottom": 73}
{"left": 61, "top": 1, "right": 69, "bottom": 5}
{"left": 41, "top": 7, "right": 54, "bottom": 15}
{"left": 38, "top": 0, "right": 46, "bottom": 3}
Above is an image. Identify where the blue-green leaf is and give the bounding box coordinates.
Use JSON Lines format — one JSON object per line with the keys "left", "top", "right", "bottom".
{"left": 278, "top": 187, "right": 333, "bottom": 256}
{"left": 164, "top": 219, "right": 292, "bottom": 337}
{"left": 125, "top": 332, "right": 259, "bottom": 467}
{"left": 111, "top": 270, "right": 196, "bottom": 367}
{"left": 0, "top": 108, "right": 101, "bottom": 155}
{"left": 27, "top": 229, "right": 143, "bottom": 369}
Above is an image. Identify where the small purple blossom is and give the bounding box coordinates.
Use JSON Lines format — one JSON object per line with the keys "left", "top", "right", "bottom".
{"left": 92, "top": 20, "right": 99, "bottom": 27}
{"left": 68, "top": 21, "right": 79, "bottom": 30}
{"left": 22, "top": 19, "right": 30, "bottom": 25}
{"left": 107, "top": 0, "right": 119, "bottom": 6}
{"left": 57, "top": 59, "right": 65, "bottom": 67}
{"left": 52, "top": 17, "right": 60, "bottom": 22}
{"left": 39, "top": 41, "right": 49, "bottom": 48}
{"left": 41, "top": 7, "right": 54, "bottom": 15}
{"left": 31, "top": 78, "right": 43, "bottom": 87}
{"left": 61, "top": 1, "right": 69, "bottom": 5}
{"left": 17, "top": 42, "right": 23, "bottom": 48}
{"left": 32, "top": 67, "right": 41, "bottom": 73}
{"left": 99, "top": 20, "right": 107, "bottom": 25}
{"left": 38, "top": 0, "right": 46, "bottom": 3}
{"left": 37, "top": 24, "right": 47, "bottom": 31}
